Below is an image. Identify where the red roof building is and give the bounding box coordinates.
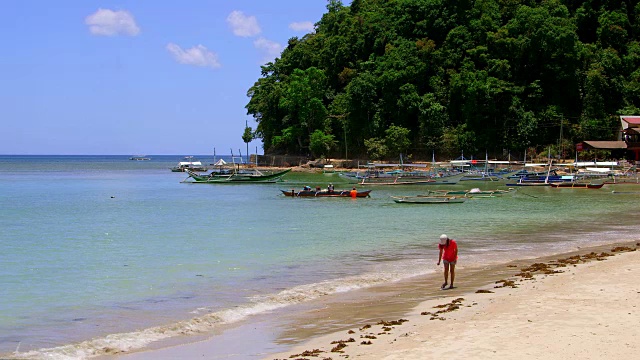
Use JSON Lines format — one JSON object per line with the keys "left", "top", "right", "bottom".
{"left": 577, "top": 116, "right": 640, "bottom": 162}
{"left": 620, "top": 116, "right": 640, "bottom": 126}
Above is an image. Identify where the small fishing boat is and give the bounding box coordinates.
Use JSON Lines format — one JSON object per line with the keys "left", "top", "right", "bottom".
{"left": 347, "top": 173, "right": 465, "bottom": 186}
{"left": 548, "top": 182, "right": 604, "bottom": 189}
{"left": 505, "top": 181, "right": 551, "bottom": 186}
{"left": 338, "top": 161, "right": 464, "bottom": 186}
{"left": 184, "top": 168, "right": 291, "bottom": 183}
{"left": 171, "top": 156, "right": 207, "bottom": 172}
{"left": 459, "top": 173, "right": 502, "bottom": 181}
{"left": 423, "top": 188, "right": 515, "bottom": 197}
{"left": 392, "top": 196, "right": 466, "bottom": 204}
{"left": 281, "top": 189, "right": 371, "bottom": 198}
{"left": 322, "top": 164, "right": 336, "bottom": 174}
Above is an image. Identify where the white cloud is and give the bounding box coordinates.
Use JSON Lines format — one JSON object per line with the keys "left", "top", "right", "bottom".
{"left": 253, "top": 37, "right": 283, "bottom": 64}
{"left": 226, "top": 11, "right": 261, "bottom": 37}
{"left": 289, "top": 21, "right": 315, "bottom": 32}
{"left": 85, "top": 8, "right": 140, "bottom": 36}
{"left": 166, "top": 43, "right": 221, "bottom": 69}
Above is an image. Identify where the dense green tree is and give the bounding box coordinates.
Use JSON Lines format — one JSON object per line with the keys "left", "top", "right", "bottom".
{"left": 597, "top": 10, "right": 630, "bottom": 51}
{"left": 441, "top": 124, "right": 477, "bottom": 158}
{"left": 309, "top": 130, "right": 337, "bottom": 158}
{"left": 364, "top": 137, "right": 388, "bottom": 160}
{"left": 246, "top": 65, "right": 286, "bottom": 153}
{"left": 244, "top": 0, "right": 640, "bottom": 160}
{"left": 242, "top": 122, "right": 253, "bottom": 163}
{"left": 417, "top": 92, "right": 448, "bottom": 151}
{"left": 384, "top": 125, "right": 411, "bottom": 158}
{"left": 277, "top": 67, "right": 329, "bottom": 153}
{"left": 345, "top": 71, "right": 378, "bottom": 139}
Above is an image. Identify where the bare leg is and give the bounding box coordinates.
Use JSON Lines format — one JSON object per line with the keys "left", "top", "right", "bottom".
{"left": 442, "top": 263, "right": 449, "bottom": 288}
{"left": 449, "top": 264, "right": 456, "bottom": 288}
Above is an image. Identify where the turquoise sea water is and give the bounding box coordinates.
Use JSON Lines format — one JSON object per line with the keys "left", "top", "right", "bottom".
{"left": 1, "top": 155, "right": 639, "bottom": 358}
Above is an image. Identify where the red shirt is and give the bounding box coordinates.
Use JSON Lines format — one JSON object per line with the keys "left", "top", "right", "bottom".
{"left": 439, "top": 239, "right": 458, "bottom": 262}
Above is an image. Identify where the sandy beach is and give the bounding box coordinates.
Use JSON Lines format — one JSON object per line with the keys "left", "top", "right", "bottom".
{"left": 114, "top": 242, "right": 640, "bottom": 360}
{"left": 267, "top": 244, "right": 639, "bottom": 360}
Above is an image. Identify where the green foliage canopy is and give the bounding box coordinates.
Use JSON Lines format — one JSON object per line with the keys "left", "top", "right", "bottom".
{"left": 245, "top": 0, "right": 640, "bottom": 160}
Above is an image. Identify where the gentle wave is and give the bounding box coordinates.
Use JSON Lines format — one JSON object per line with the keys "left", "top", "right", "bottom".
{"left": 9, "top": 264, "right": 435, "bottom": 359}
{"left": 8, "top": 229, "right": 637, "bottom": 359}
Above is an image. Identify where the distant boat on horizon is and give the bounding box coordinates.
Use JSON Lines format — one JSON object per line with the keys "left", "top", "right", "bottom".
{"left": 129, "top": 155, "right": 151, "bottom": 161}
{"left": 171, "top": 156, "right": 206, "bottom": 172}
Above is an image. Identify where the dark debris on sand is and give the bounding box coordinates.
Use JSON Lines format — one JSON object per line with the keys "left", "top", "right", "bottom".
{"left": 286, "top": 348, "right": 325, "bottom": 359}
{"left": 421, "top": 297, "right": 467, "bottom": 320}
{"left": 506, "top": 246, "right": 637, "bottom": 286}
{"left": 476, "top": 289, "right": 494, "bottom": 293}
{"left": 495, "top": 279, "right": 518, "bottom": 288}
{"left": 275, "top": 246, "right": 637, "bottom": 360}
{"left": 330, "top": 338, "right": 355, "bottom": 353}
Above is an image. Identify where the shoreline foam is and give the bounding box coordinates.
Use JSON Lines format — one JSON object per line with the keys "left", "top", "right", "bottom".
{"left": 102, "top": 241, "right": 639, "bottom": 360}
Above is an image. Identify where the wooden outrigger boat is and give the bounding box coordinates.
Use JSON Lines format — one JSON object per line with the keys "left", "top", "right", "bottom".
{"left": 343, "top": 172, "right": 465, "bottom": 186}
{"left": 392, "top": 196, "right": 466, "bottom": 204}
{"left": 422, "top": 187, "right": 515, "bottom": 197}
{"left": 281, "top": 189, "right": 372, "bottom": 198}
{"left": 184, "top": 168, "right": 291, "bottom": 183}
{"left": 548, "top": 182, "right": 604, "bottom": 189}
{"left": 338, "top": 160, "right": 464, "bottom": 186}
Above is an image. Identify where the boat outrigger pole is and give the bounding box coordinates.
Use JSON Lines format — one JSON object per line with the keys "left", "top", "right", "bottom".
{"left": 545, "top": 147, "right": 552, "bottom": 184}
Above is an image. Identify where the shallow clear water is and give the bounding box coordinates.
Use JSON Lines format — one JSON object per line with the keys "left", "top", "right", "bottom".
{"left": 1, "top": 155, "right": 638, "bottom": 357}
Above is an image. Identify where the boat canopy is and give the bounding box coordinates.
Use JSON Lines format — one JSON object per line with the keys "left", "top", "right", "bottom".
{"left": 179, "top": 160, "right": 202, "bottom": 166}
{"left": 574, "top": 161, "right": 619, "bottom": 167}
{"left": 585, "top": 167, "right": 615, "bottom": 173}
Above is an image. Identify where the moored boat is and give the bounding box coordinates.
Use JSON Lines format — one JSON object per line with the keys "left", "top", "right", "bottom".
{"left": 281, "top": 188, "right": 371, "bottom": 198}
{"left": 338, "top": 161, "right": 464, "bottom": 186}
{"left": 505, "top": 181, "right": 551, "bottom": 186}
{"left": 392, "top": 196, "right": 466, "bottom": 204}
{"left": 422, "top": 187, "right": 515, "bottom": 197}
{"left": 548, "top": 182, "right": 604, "bottom": 189}
{"left": 184, "top": 168, "right": 291, "bottom": 183}
{"left": 347, "top": 172, "right": 464, "bottom": 185}
{"left": 459, "top": 173, "right": 503, "bottom": 181}
{"left": 171, "top": 156, "right": 207, "bottom": 172}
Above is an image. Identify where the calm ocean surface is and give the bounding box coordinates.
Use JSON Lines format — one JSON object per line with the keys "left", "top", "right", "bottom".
{"left": 1, "top": 155, "right": 639, "bottom": 358}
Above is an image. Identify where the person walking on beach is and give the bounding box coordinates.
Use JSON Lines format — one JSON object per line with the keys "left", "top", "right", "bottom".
{"left": 437, "top": 234, "right": 458, "bottom": 290}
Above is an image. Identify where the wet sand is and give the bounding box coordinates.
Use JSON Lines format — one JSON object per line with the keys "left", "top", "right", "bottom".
{"left": 267, "top": 242, "right": 639, "bottom": 360}
{"left": 116, "top": 241, "right": 639, "bottom": 360}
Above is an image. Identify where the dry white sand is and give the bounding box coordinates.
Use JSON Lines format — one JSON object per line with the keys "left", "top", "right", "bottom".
{"left": 267, "top": 248, "right": 639, "bottom": 360}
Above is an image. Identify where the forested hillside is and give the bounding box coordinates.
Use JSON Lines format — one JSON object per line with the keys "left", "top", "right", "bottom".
{"left": 245, "top": 0, "right": 640, "bottom": 160}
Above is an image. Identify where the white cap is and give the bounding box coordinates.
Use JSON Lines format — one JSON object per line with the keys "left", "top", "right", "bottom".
{"left": 439, "top": 234, "right": 448, "bottom": 245}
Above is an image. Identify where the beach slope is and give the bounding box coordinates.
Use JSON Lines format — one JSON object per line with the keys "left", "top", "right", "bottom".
{"left": 269, "top": 248, "right": 639, "bottom": 360}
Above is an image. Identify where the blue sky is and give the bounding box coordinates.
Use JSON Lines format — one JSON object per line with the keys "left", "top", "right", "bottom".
{"left": 0, "top": 1, "right": 335, "bottom": 155}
